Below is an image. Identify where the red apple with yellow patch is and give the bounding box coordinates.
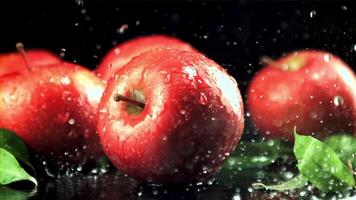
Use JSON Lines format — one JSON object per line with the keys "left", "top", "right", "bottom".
{"left": 248, "top": 50, "right": 356, "bottom": 140}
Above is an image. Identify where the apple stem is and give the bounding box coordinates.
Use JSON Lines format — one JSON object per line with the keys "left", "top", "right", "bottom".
{"left": 16, "top": 42, "right": 31, "bottom": 72}
{"left": 260, "top": 56, "right": 276, "bottom": 66}
{"left": 113, "top": 94, "right": 145, "bottom": 108}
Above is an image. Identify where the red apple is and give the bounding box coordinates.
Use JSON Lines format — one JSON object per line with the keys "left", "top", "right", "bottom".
{"left": 0, "top": 61, "right": 104, "bottom": 163}
{"left": 97, "top": 48, "right": 244, "bottom": 184}
{"left": 248, "top": 50, "right": 356, "bottom": 141}
{"left": 95, "top": 34, "right": 198, "bottom": 81}
{"left": 0, "top": 44, "right": 61, "bottom": 76}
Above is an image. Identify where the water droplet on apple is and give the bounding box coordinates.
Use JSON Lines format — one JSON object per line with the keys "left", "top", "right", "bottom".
{"left": 61, "top": 76, "right": 71, "bottom": 85}
{"left": 68, "top": 118, "right": 76, "bottom": 125}
{"left": 112, "top": 48, "right": 120, "bottom": 56}
{"left": 198, "top": 92, "right": 208, "bottom": 105}
{"left": 323, "top": 54, "right": 330, "bottom": 62}
{"left": 180, "top": 109, "right": 187, "bottom": 115}
{"left": 310, "top": 112, "right": 318, "bottom": 119}
{"left": 333, "top": 95, "right": 344, "bottom": 106}
{"left": 159, "top": 71, "right": 171, "bottom": 84}
{"left": 272, "top": 120, "right": 282, "bottom": 127}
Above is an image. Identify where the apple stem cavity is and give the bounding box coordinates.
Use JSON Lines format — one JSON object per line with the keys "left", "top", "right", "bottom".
{"left": 16, "top": 42, "right": 32, "bottom": 72}
{"left": 113, "top": 94, "right": 145, "bottom": 109}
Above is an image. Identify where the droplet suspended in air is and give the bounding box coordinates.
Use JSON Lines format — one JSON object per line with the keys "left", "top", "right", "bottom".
{"left": 117, "top": 24, "right": 129, "bottom": 34}
{"left": 310, "top": 10, "right": 316, "bottom": 18}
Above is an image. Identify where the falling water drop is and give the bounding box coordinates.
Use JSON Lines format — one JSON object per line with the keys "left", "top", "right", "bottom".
{"left": 309, "top": 10, "right": 316, "bottom": 18}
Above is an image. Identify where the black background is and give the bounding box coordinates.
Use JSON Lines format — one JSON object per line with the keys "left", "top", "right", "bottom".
{"left": 1, "top": 1, "right": 355, "bottom": 199}
{"left": 0, "top": 0, "right": 355, "bottom": 95}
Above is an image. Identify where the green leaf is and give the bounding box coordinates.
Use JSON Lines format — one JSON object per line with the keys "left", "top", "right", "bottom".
{"left": 0, "top": 129, "right": 34, "bottom": 171}
{"left": 0, "top": 148, "right": 37, "bottom": 186}
{"left": 223, "top": 140, "right": 293, "bottom": 170}
{"left": 324, "top": 134, "right": 356, "bottom": 169}
{"left": 0, "top": 186, "right": 35, "bottom": 200}
{"left": 252, "top": 174, "right": 308, "bottom": 191}
{"left": 293, "top": 129, "right": 355, "bottom": 191}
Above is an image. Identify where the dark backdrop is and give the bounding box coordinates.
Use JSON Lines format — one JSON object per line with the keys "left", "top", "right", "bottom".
{"left": 0, "top": 1, "right": 355, "bottom": 95}
{"left": 1, "top": 1, "right": 356, "bottom": 199}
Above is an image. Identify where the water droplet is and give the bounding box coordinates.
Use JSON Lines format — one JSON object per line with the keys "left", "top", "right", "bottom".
{"left": 76, "top": 166, "right": 82, "bottom": 172}
{"left": 310, "top": 10, "right": 316, "bottom": 18}
{"left": 76, "top": 0, "right": 84, "bottom": 6}
{"left": 59, "top": 48, "right": 66, "bottom": 58}
{"left": 180, "top": 110, "right": 187, "bottom": 115}
{"left": 68, "top": 118, "right": 76, "bottom": 125}
{"left": 333, "top": 95, "right": 344, "bottom": 106}
{"left": 152, "top": 189, "right": 158, "bottom": 195}
{"left": 198, "top": 92, "right": 208, "bottom": 105}
{"left": 300, "top": 191, "right": 306, "bottom": 196}
{"left": 114, "top": 48, "right": 120, "bottom": 55}
{"left": 207, "top": 179, "right": 214, "bottom": 185}
{"left": 61, "top": 76, "right": 71, "bottom": 85}
{"left": 272, "top": 120, "right": 282, "bottom": 127}
{"left": 323, "top": 54, "right": 330, "bottom": 62}
{"left": 310, "top": 112, "right": 318, "bottom": 119}
{"left": 117, "top": 24, "right": 128, "bottom": 34}
{"left": 159, "top": 71, "right": 171, "bottom": 84}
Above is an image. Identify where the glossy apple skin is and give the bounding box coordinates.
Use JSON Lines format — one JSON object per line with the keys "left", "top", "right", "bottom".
{"left": 98, "top": 48, "right": 244, "bottom": 184}
{"left": 248, "top": 50, "right": 356, "bottom": 141}
{"left": 0, "top": 50, "right": 61, "bottom": 76}
{"left": 0, "top": 62, "right": 104, "bottom": 163}
{"left": 95, "top": 35, "right": 198, "bottom": 81}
